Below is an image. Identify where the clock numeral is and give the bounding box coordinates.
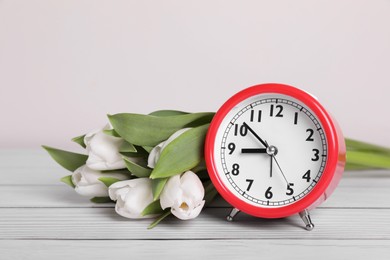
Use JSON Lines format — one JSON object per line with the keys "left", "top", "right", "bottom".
{"left": 306, "top": 129, "right": 314, "bottom": 141}
{"left": 234, "top": 124, "right": 248, "bottom": 136}
{"left": 265, "top": 186, "right": 273, "bottom": 199}
{"left": 245, "top": 179, "right": 254, "bottom": 191}
{"left": 311, "top": 149, "right": 320, "bottom": 161}
{"left": 231, "top": 163, "right": 240, "bottom": 176}
{"left": 250, "top": 110, "right": 262, "bottom": 122}
{"left": 227, "top": 143, "right": 236, "bottom": 155}
{"left": 294, "top": 112, "right": 298, "bottom": 125}
{"left": 302, "top": 170, "right": 311, "bottom": 182}
{"left": 270, "top": 104, "right": 283, "bottom": 117}
{"left": 286, "top": 183, "right": 294, "bottom": 196}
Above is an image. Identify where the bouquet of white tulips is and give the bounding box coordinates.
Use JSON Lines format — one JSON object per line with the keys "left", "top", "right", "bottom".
{"left": 43, "top": 110, "right": 390, "bottom": 228}
{"left": 44, "top": 111, "right": 217, "bottom": 228}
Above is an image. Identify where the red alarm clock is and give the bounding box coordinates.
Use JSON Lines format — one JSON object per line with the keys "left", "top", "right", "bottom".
{"left": 205, "top": 83, "right": 346, "bottom": 230}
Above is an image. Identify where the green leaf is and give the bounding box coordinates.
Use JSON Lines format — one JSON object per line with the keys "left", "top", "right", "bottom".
{"left": 42, "top": 145, "right": 88, "bottom": 172}
{"left": 119, "top": 141, "right": 137, "bottom": 153}
{"left": 108, "top": 112, "right": 214, "bottom": 146}
{"left": 90, "top": 197, "right": 113, "bottom": 203}
{"left": 60, "top": 175, "right": 75, "bottom": 188}
{"left": 149, "top": 110, "right": 189, "bottom": 117}
{"left": 141, "top": 200, "right": 163, "bottom": 216}
{"left": 103, "top": 129, "right": 121, "bottom": 137}
{"left": 150, "top": 124, "right": 209, "bottom": 179}
{"left": 71, "top": 135, "right": 86, "bottom": 148}
{"left": 152, "top": 178, "right": 168, "bottom": 201}
{"left": 148, "top": 210, "right": 171, "bottom": 229}
{"left": 347, "top": 151, "right": 390, "bottom": 169}
{"left": 98, "top": 177, "right": 122, "bottom": 187}
{"left": 123, "top": 157, "right": 152, "bottom": 178}
{"left": 142, "top": 146, "right": 154, "bottom": 153}
{"left": 191, "top": 160, "right": 206, "bottom": 173}
{"left": 120, "top": 145, "right": 149, "bottom": 158}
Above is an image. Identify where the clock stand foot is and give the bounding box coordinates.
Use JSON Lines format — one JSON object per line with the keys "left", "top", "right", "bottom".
{"left": 226, "top": 208, "right": 240, "bottom": 222}
{"left": 299, "top": 209, "right": 315, "bottom": 231}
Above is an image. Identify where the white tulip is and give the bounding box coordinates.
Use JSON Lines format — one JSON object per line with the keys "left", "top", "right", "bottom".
{"left": 147, "top": 128, "right": 191, "bottom": 168}
{"left": 108, "top": 178, "right": 156, "bottom": 219}
{"left": 85, "top": 125, "right": 126, "bottom": 170}
{"left": 72, "top": 165, "right": 128, "bottom": 197}
{"left": 160, "top": 171, "right": 205, "bottom": 220}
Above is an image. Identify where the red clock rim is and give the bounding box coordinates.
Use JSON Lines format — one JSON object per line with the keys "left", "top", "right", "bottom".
{"left": 205, "top": 83, "right": 340, "bottom": 218}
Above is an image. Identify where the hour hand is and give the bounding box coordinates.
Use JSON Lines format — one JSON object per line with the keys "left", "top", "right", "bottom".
{"left": 241, "top": 148, "right": 267, "bottom": 153}
{"left": 242, "top": 122, "right": 268, "bottom": 148}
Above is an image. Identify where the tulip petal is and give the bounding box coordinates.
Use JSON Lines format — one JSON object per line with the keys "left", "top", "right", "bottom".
{"left": 160, "top": 174, "right": 182, "bottom": 209}
{"left": 85, "top": 125, "right": 127, "bottom": 171}
{"left": 180, "top": 171, "right": 205, "bottom": 202}
{"left": 75, "top": 183, "right": 108, "bottom": 197}
{"left": 109, "top": 178, "right": 157, "bottom": 219}
{"left": 72, "top": 165, "right": 128, "bottom": 198}
{"left": 159, "top": 170, "right": 206, "bottom": 220}
{"left": 147, "top": 142, "right": 164, "bottom": 168}
{"left": 171, "top": 200, "right": 205, "bottom": 220}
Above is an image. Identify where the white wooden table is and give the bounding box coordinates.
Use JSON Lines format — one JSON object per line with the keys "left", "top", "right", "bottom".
{"left": 1, "top": 149, "right": 390, "bottom": 259}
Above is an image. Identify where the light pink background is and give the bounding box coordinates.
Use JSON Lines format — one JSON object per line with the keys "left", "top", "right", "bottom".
{"left": 1, "top": 0, "right": 389, "bottom": 149}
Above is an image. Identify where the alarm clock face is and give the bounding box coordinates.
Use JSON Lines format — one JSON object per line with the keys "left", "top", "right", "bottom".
{"left": 206, "top": 84, "right": 343, "bottom": 218}
{"left": 213, "top": 93, "right": 326, "bottom": 207}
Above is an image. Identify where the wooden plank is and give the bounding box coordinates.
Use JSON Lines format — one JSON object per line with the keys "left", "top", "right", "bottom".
{"left": 1, "top": 239, "right": 390, "bottom": 260}
{"left": 0, "top": 185, "right": 113, "bottom": 208}
{"left": 0, "top": 149, "right": 70, "bottom": 185}
{"left": 1, "top": 183, "right": 390, "bottom": 208}
{"left": 1, "top": 207, "right": 389, "bottom": 240}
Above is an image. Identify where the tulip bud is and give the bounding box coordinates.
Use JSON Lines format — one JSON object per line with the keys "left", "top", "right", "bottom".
{"left": 72, "top": 165, "right": 127, "bottom": 197}
{"left": 85, "top": 125, "right": 126, "bottom": 170}
{"left": 108, "top": 178, "right": 156, "bottom": 219}
{"left": 160, "top": 171, "right": 205, "bottom": 220}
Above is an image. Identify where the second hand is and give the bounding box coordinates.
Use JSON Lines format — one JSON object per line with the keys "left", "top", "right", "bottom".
{"left": 272, "top": 155, "right": 290, "bottom": 186}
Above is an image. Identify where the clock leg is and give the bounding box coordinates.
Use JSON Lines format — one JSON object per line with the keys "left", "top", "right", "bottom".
{"left": 299, "top": 209, "right": 315, "bottom": 231}
{"left": 226, "top": 208, "right": 240, "bottom": 222}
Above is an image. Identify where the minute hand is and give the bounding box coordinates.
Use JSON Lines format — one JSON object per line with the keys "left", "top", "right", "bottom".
{"left": 242, "top": 122, "right": 268, "bottom": 148}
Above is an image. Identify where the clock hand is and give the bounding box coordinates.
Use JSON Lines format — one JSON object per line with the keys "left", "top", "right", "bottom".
{"left": 242, "top": 122, "right": 268, "bottom": 148}
{"left": 271, "top": 155, "right": 290, "bottom": 186}
{"left": 264, "top": 140, "right": 272, "bottom": 178}
{"left": 241, "top": 148, "right": 267, "bottom": 153}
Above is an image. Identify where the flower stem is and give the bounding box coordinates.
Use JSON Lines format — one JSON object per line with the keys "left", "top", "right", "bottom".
{"left": 347, "top": 151, "right": 390, "bottom": 169}
{"left": 147, "top": 210, "right": 171, "bottom": 229}
{"left": 346, "top": 138, "right": 390, "bottom": 154}
{"left": 346, "top": 139, "right": 390, "bottom": 171}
